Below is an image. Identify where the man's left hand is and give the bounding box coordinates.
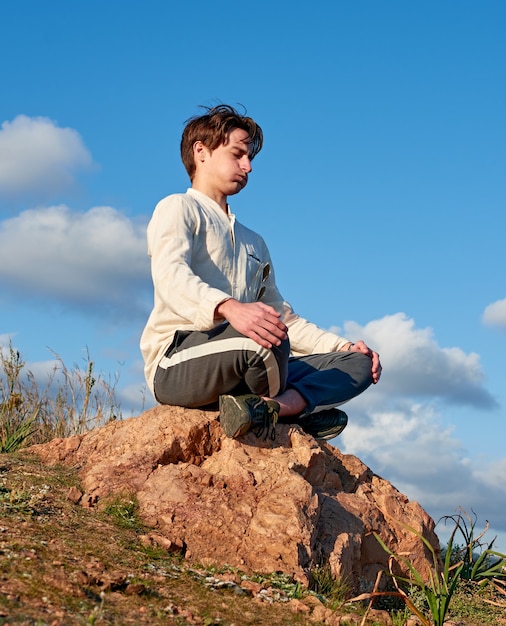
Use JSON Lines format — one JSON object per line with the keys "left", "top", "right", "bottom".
{"left": 350, "top": 340, "right": 382, "bottom": 384}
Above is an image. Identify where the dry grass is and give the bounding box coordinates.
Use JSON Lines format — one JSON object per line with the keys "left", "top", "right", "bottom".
{"left": 1, "top": 343, "right": 121, "bottom": 452}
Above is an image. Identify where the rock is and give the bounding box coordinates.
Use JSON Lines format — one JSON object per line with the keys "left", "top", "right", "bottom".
{"left": 138, "top": 532, "right": 185, "bottom": 554}
{"left": 66, "top": 486, "right": 83, "bottom": 504}
{"left": 29, "top": 405, "right": 440, "bottom": 592}
{"left": 337, "top": 614, "right": 361, "bottom": 624}
{"left": 240, "top": 580, "right": 263, "bottom": 595}
{"left": 310, "top": 603, "right": 334, "bottom": 623}
{"left": 365, "top": 608, "right": 392, "bottom": 624}
{"left": 124, "top": 582, "right": 146, "bottom": 596}
{"left": 288, "top": 598, "right": 311, "bottom": 613}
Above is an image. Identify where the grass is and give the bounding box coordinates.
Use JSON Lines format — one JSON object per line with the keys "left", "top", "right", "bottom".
{"left": 368, "top": 511, "right": 506, "bottom": 626}
{"left": 374, "top": 521, "right": 464, "bottom": 625}
{"left": 308, "top": 562, "right": 350, "bottom": 610}
{"left": 441, "top": 508, "right": 506, "bottom": 584}
{"left": 0, "top": 341, "right": 122, "bottom": 452}
{"left": 102, "top": 497, "right": 143, "bottom": 531}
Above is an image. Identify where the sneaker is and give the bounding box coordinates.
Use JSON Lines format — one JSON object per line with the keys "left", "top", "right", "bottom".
{"left": 298, "top": 408, "right": 348, "bottom": 441}
{"left": 219, "top": 394, "right": 280, "bottom": 440}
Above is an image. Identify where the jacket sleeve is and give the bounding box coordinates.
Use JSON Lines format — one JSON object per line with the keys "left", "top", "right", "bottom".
{"left": 283, "top": 304, "right": 351, "bottom": 354}
{"left": 147, "top": 195, "right": 230, "bottom": 330}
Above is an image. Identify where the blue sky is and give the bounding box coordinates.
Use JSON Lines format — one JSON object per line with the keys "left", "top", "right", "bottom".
{"left": 1, "top": 1, "right": 505, "bottom": 547}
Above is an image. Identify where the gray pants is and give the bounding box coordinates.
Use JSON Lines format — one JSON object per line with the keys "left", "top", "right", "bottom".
{"left": 154, "top": 323, "right": 373, "bottom": 417}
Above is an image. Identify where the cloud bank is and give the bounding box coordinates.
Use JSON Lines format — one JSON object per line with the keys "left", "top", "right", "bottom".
{"left": 332, "top": 314, "right": 505, "bottom": 541}
{"left": 483, "top": 298, "right": 506, "bottom": 331}
{"left": 0, "top": 205, "right": 151, "bottom": 317}
{"left": 0, "top": 115, "right": 93, "bottom": 203}
{"left": 334, "top": 313, "right": 497, "bottom": 409}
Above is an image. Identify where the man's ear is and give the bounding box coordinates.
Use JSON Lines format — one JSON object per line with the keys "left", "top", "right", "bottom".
{"left": 193, "top": 140, "right": 209, "bottom": 164}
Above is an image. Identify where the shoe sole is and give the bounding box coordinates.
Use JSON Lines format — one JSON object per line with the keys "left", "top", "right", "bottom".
{"left": 301, "top": 411, "right": 348, "bottom": 441}
{"left": 219, "top": 395, "right": 252, "bottom": 438}
{"left": 313, "top": 423, "right": 347, "bottom": 440}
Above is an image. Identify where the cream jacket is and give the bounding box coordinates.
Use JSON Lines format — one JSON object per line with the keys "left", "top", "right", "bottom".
{"left": 140, "top": 189, "right": 350, "bottom": 395}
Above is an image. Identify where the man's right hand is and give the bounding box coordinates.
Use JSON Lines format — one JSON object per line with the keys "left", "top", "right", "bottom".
{"left": 215, "top": 299, "right": 288, "bottom": 349}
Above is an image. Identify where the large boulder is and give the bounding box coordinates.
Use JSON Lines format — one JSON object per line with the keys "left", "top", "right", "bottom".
{"left": 29, "top": 405, "right": 439, "bottom": 592}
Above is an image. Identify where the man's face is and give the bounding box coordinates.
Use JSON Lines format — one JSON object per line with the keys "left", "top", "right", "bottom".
{"left": 198, "top": 127, "right": 253, "bottom": 197}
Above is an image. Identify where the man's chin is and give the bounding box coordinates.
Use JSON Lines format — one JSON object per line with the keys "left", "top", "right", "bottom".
{"left": 230, "top": 182, "right": 247, "bottom": 195}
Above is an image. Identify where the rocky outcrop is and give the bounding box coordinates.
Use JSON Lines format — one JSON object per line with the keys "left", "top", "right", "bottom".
{"left": 29, "top": 405, "right": 440, "bottom": 592}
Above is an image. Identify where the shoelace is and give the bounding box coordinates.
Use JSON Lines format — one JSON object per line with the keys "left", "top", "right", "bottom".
{"left": 253, "top": 406, "right": 278, "bottom": 441}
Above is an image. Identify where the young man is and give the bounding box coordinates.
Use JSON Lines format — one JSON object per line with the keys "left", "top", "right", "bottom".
{"left": 141, "top": 105, "right": 381, "bottom": 441}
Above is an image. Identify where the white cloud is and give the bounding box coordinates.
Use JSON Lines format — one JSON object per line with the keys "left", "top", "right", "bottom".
{"left": 117, "top": 380, "right": 155, "bottom": 417}
{"left": 335, "top": 312, "right": 497, "bottom": 409}
{"left": 483, "top": 298, "right": 506, "bottom": 331}
{"left": 340, "top": 404, "right": 506, "bottom": 541}
{"left": 0, "top": 334, "right": 13, "bottom": 349}
{"left": 0, "top": 115, "right": 93, "bottom": 202}
{"left": 0, "top": 205, "right": 151, "bottom": 317}
{"left": 328, "top": 313, "right": 506, "bottom": 539}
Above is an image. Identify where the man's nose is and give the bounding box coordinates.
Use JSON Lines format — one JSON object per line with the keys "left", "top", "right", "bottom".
{"left": 241, "top": 156, "right": 252, "bottom": 173}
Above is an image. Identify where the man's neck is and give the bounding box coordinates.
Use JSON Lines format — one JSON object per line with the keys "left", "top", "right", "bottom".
{"left": 191, "top": 182, "right": 228, "bottom": 213}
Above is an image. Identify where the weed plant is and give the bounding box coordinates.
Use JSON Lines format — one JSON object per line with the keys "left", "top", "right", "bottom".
{"left": 0, "top": 341, "right": 122, "bottom": 451}
{"left": 375, "top": 521, "right": 463, "bottom": 626}
{"left": 370, "top": 509, "right": 506, "bottom": 626}
{"left": 309, "top": 562, "right": 350, "bottom": 609}
{"left": 103, "top": 497, "right": 142, "bottom": 531}
{"left": 441, "top": 507, "right": 506, "bottom": 584}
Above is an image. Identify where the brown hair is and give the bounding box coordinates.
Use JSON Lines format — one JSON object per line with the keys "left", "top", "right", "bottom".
{"left": 180, "top": 104, "right": 263, "bottom": 180}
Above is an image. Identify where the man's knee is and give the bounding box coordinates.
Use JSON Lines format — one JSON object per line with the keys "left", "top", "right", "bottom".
{"left": 246, "top": 336, "right": 290, "bottom": 397}
{"left": 350, "top": 352, "right": 374, "bottom": 390}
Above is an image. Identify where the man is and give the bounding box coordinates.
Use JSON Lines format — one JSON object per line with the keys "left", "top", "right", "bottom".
{"left": 141, "top": 104, "right": 381, "bottom": 441}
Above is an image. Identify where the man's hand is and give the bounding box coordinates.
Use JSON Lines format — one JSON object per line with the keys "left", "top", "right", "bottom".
{"left": 215, "top": 299, "right": 288, "bottom": 349}
{"left": 349, "top": 340, "right": 382, "bottom": 384}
